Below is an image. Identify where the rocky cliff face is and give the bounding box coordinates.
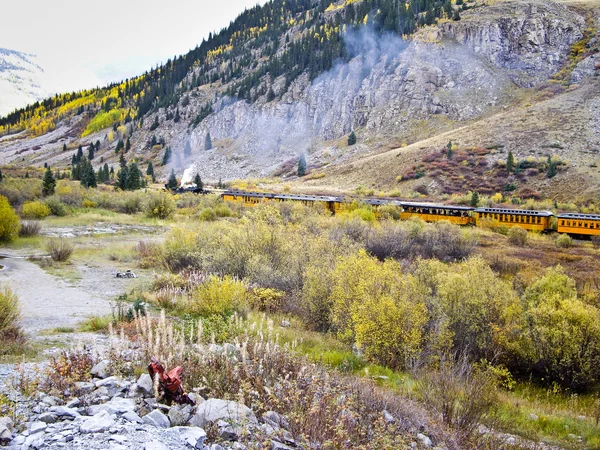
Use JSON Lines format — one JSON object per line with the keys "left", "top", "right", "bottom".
{"left": 181, "top": 0, "right": 589, "bottom": 180}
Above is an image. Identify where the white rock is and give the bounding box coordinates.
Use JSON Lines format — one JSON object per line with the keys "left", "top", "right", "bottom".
{"left": 122, "top": 411, "right": 144, "bottom": 424}
{"left": 80, "top": 410, "right": 115, "bottom": 433}
{"left": 0, "top": 416, "right": 13, "bottom": 445}
{"left": 38, "top": 412, "right": 58, "bottom": 424}
{"left": 144, "top": 441, "right": 169, "bottom": 450}
{"left": 137, "top": 373, "right": 154, "bottom": 397}
{"left": 417, "top": 433, "right": 433, "bottom": 447}
{"left": 90, "top": 359, "right": 111, "bottom": 379}
{"left": 168, "top": 404, "right": 193, "bottom": 426}
{"left": 190, "top": 399, "right": 257, "bottom": 428}
{"left": 50, "top": 406, "right": 81, "bottom": 419}
{"left": 28, "top": 421, "right": 47, "bottom": 434}
{"left": 168, "top": 426, "right": 207, "bottom": 449}
{"left": 143, "top": 409, "right": 170, "bottom": 428}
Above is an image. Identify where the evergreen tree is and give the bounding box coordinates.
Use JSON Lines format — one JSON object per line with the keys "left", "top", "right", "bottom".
{"left": 506, "top": 151, "right": 515, "bottom": 173}
{"left": 127, "top": 162, "right": 141, "bottom": 190}
{"left": 44, "top": 162, "right": 48, "bottom": 168}
{"left": 162, "top": 147, "right": 172, "bottom": 165}
{"left": 146, "top": 161, "right": 155, "bottom": 182}
{"left": 194, "top": 173, "right": 203, "bottom": 190}
{"left": 117, "top": 165, "right": 128, "bottom": 190}
{"left": 547, "top": 156, "right": 557, "bottom": 178}
{"left": 95, "top": 140, "right": 101, "bottom": 150}
{"left": 151, "top": 135, "right": 158, "bottom": 147}
{"left": 446, "top": 141, "right": 453, "bottom": 159}
{"left": 76, "top": 145, "right": 83, "bottom": 162}
{"left": 88, "top": 144, "right": 95, "bottom": 160}
{"left": 174, "top": 108, "right": 181, "bottom": 123}
{"left": 348, "top": 131, "right": 356, "bottom": 146}
{"left": 167, "top": 169, "right": 178, "bottom": 190}
{"left": 103, "top": 163, "right": 110, "bottom": 183}
{"left": 0, "top": 169, "right": 3, "bottom": 182}
{"left": 205, "top": 133, "right": 212, "bottom": 150}
{"left": 25, "top": 172, "right": 29, "bottom": 178}
{"left": 42, "top": 167, "right": 56, "bottom": 196}
{"left": 217, "top": 178, "right": 223, "bottom": 189}
{"left": 184, "top": 140, "right": 192, "bottom": 158}
{"left": 116, "top": 139, "right": 124, "bottom": 153}
{"left": 298, "top": 154, "right": 307, "bottom": 176}
{"left": 62, "top": 143, "right": 67, "bottom": 152}
{"left": 109, "top": 166, "right": 115, "bottom": 180}
{"left": 125, "top": 138, "right": 131, "bottom": 152}
{"left": 150, "top": 115, "right": 159, "bottom": 131}
{"left": 267, "top": 88, "right": 275, "bottom": 102}
{"left": 470, "top": 191, "right": 480, "bottom": 207}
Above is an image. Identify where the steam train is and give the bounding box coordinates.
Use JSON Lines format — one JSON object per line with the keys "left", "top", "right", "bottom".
{"left": 170, "top": 186, "right": 600, "bottom": 236}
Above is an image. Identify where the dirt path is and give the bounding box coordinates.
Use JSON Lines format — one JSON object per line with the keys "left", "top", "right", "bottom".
{"left": 0, "top": 255, "right": 114, "bottom": 334}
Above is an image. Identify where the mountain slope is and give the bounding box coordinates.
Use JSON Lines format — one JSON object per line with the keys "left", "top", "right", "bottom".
{"left": 0, "top": 0, "right": 598, "bottom": 201}
{"left": 0, "top": 48, "right": 51, "bottom": 117}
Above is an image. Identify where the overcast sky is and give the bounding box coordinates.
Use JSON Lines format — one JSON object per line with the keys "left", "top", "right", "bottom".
{"left": 1, "top": 0, "right": 266, "bottom": 93}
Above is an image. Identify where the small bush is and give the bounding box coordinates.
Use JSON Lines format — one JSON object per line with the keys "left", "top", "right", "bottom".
{"left": 198, "top": 207, "right": 216, "bottom": 221}
{"left": 19, "top": 221, "right": 41, "bottom": 237}
{"left": 214, "top": 205, "right": 232, "bottom": 217}
{"left": 81, "top": 199, "right": 98, "bottom": 208}
{"left": 79, "top": 316, "right": 112, "bottom": 332}
{"left": 45, "top": 196, "right": 68, "bottom": 216}
{"left": 185, "top": 275, "right": 248, "bottom": 317}
{"left": 46, "top": 238, "right": 74, "bottom": 262}
{"left": 507, "top": 226, "right": 527, "bottom": 246}
{"left": 21, "top": 200, "right": 51, "bottom": 219}
{"left": 0, "top": 195, "right": 21, "bottom": 242}
{"left": 556, "top": 233, "right": 573, "bottom": 248}
{"left": 145, "top": 192, "right": 175, "bottom": 219}
{"left": 0, "top": 285, "right": 21, "bottom": 339}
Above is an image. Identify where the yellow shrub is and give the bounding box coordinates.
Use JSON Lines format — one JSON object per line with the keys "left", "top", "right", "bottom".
{"left": 21, "top": 200, "right": 51, "bottom": 219}
{"left": 185, "top": 275, "right": 247, "bottom": 317}
{"left": 0, "top": 196, "right": 20, "bottom": 242}
{"left": 82, "top": 199, "right": 98, "bottom": 208}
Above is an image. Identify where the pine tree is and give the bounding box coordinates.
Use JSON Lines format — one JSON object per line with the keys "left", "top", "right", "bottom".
{"left": 267, "top": 88, "right": 275, "bottom": 102}
{"left": 125, "top": 138, "right": 131, "bottom": 152}
{"left": 117, "top": 165, "right": 128, "bottom": 190}
{"left": 63, "top": 143, "right": 67, "bottom": 152}
{"left": 167, "top": 169, "right": 178, "bottom": 190}
{"left": 470, "top": 191, "right": 480, "bottom": 207}
{"left": 146, "top": 161, "right": 155, "bottom": 182}
{"left": 547, "top": 156, "right": 557, "bottom": 178}
{"left": 88, "top": 144, "right": 95, "bottom": 160}
{"left": 184, "top": 140, "right": 192, "bottom": 158}
{"left": 116, "top": 139, "right": 124, "bottom": 153}
{"left": 119, "top": 153, "right": 127, "bottom": 169}
{"left": 25, "top": 172, "right": 29, "bottom": 179}
{"left": 127, "top": 162, "right": 141, "bottom": 190}
{"left": 218, "top": 178, "right": 223, "bottom": 189}
{"left": 76, "top": 145, "right": 83, "bottom": 163}
{"left": 506, "top": 151, "right": 515, "bottom": 173}
{"left": 0, "top": 169, "right": 3, "bottom": 182}
{"left": 194, "top": 173, "right": 203, "bottom": 190}
{"left": 109, "top": 166, "right": 115, "bottom": 180}
{"left": 95, "top": 140, "right": 101, "bottom": 150}
{"left": 150, "top": 115, "right": 159, "bottom": 131}
{"left": 446, "top": 141, "right": 453, "bottom": 159}
{"left": 298, "top": 154, "right": 307, "bottom": 176}
{"left": 174, "top": 108, "right": 181, "bottom": 123}
{"left": 348, "top": 131, "right": 356, "bottom": 146}
{"left": 42, "top": 167, "right": 56, "bottom": 196}
{"left": 44, "top": 162, "right": 48, "bottom": 168}
{"left": 103, "top": 163, "right": 110, "bottom": 183}
{"left": 162, "top": 147, "right": 172, "bottom": 166}
{"left": 205, "top": 133, "right": 212, "bottom": 150}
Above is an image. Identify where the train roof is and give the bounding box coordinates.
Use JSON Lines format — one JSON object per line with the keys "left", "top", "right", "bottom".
{"left": 474, "top": 207, "right": 554, "bottom": 216}
{"left": 557, "top": 213, "right": 600, "bottom": 221}
{"left": 274, "top": 194, "right": 340, "bottom": 201}
{"left": 400, "top": 201, "right": 474, "bottom": 211}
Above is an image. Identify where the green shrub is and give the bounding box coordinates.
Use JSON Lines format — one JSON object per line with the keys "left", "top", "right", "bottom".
{"left": 507, "top": 226, "right": 527, "bottom": 246}
{"left": 198, "top": 207, "right": 216, "bottom": 221}
{"left": 214, "top": 205, "right": 232, "bottom": 217}
{"left": 556, "top": 233, "right": 573, "bottom": 248}
{"left": 46, "top": 238, "right": 74, "bottom": 262}
{"left": 0, "top": 285, "right": 21, "bottom": 338}
{"left": 145, "top": 192, "right": 175, "bottom": 219}
{"left": 185, "top": 275, "right": 248, "bottom": 317}
{"left": 121, "top": 194, "right": 143, "bottom": 214}
{"left": 45, "top": 196, "right": 68, "bottom": 216}
{"left": 21, "top": 200, "right": 51, "bottom": 219}
{"left": 0, "top": 195, "right": 20, "bottom": 242}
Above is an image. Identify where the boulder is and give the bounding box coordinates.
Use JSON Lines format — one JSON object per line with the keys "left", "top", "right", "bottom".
{"left": 38, "top": 412, "right": 58, "bottom": 424}
{"left": 80, "top": 410, "right": 114, "bottom": 433}
{"left": 167, "top": 426, "right": 207, "bottom": 449}
{"left": 143, "top": 409, "right": 170, "bottom": 428}
{"left": 271, "top": 441, "right": 294, "bottom": 450}
{"left": 189, "top": 399, "right": 257, "bottom": 428}
{"left": 50, "top": 406, "right": 81, "bottom": 419}
{"left": 28, "top": 421, "right": 47, "bottom": 434}
{"left": 0, "top": 417, "right": 13, "bottom": 445}
{"left": 122, "top": 411, "right": 144, "bottom": 424}
{"left": 262, "top": 411, "right": 289, "bottom": 430}
{"left": 137, "top": 373, "right": 154, "bottom": 397}
{"left": 90, "top": 359, "right": 111, "bottom": 379}
{"left": 168, "top": 404, "right": 193, "bottom": 426}
{"left": 417, "top": 433, "right": 433, "bottom": 448}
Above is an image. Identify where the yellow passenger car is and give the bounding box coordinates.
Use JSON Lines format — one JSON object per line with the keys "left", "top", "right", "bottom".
{"left": 556, "top": 213, "right": 600, "bottom": 236}
{"left": 399, "top": 202, "right": 474, "bottom": 225}
{"left": 474, "top": 207, "right": 553, "bottom": 231}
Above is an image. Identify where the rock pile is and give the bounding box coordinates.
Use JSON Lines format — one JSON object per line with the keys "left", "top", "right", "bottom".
{"left": 0, "top": 368, "right": 298, "bottom": 450}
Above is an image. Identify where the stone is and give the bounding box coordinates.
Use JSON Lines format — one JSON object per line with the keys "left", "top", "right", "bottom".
{"left": 66, "top": 397, "right": 81, "bottom": 408}
{"left": 168, "top": 426, "right": 207, "bottom": 449}
{"left": 168, "top": 404, "right": 193, "bottom": 426}
{"left": 528, "top": 413, "right": 539, "bottom": 421}
{"left": 262, "top": 411, "right": 289, "bottom": 430}
{"left": 0, "top": 416, "right": 13, "bottom": 445}
{"left": 122, "top": 411, "right": 144, "bottom": 424}
{"left": 190, "top": 399, "right": 257, "bottom": 428}
{"left": 188, "top": 393, "right": 205, "bottom": 406}
{"left": 271, "top": 441, "right": 294, "bottom": 450}
{"left": 137, "top": 373, "right": 154, "bottom": 397}
{"left": 80, "top": 410, "right": 115, "bottom": 433}
{"left": 417, "top": 433, "right": 433, "bottom": 448}
{"left": 28, "top": 421, "right": 47, "bottom": 434}
{"left": 144, "top": 442, "right": 169, "bottom": 450}
{"left": 90, "top": 359, "right": 111, "bottom": 379}
{"left": 217, "top": 419, "right": 240, "bottom": 441}
{"left": 74, "top": 381, "right": 95, "bottom": 394}
{"left": 38, "top": 412, "right": 58, "bottom": 424}
{"left": 88, "top": 404, "right": 119, "bottom": 416}
{"left": 23, "top": 432, "right": 45, "bottom": 449}
{"left": 382, "top": 410, "right": 395, "bottom": 423}
{"left": 107, "top": 397, "right": 136, "bottom": 414}
{"left": 143, "top": 409, "right": 170, "bottom": 428}
{"left": 280, "top": 320, "right": 291, "bottom": 328}
{"left": 41, "top": 395, "right": 61, "bottom": 406}
{"left": 50, "top": 406, "right": 81, "bottom": 419}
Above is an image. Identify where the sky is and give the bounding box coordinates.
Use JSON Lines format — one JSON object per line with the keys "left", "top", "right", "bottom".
{"left": 1, "top": 0, "right": 266, "bottom": 93}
